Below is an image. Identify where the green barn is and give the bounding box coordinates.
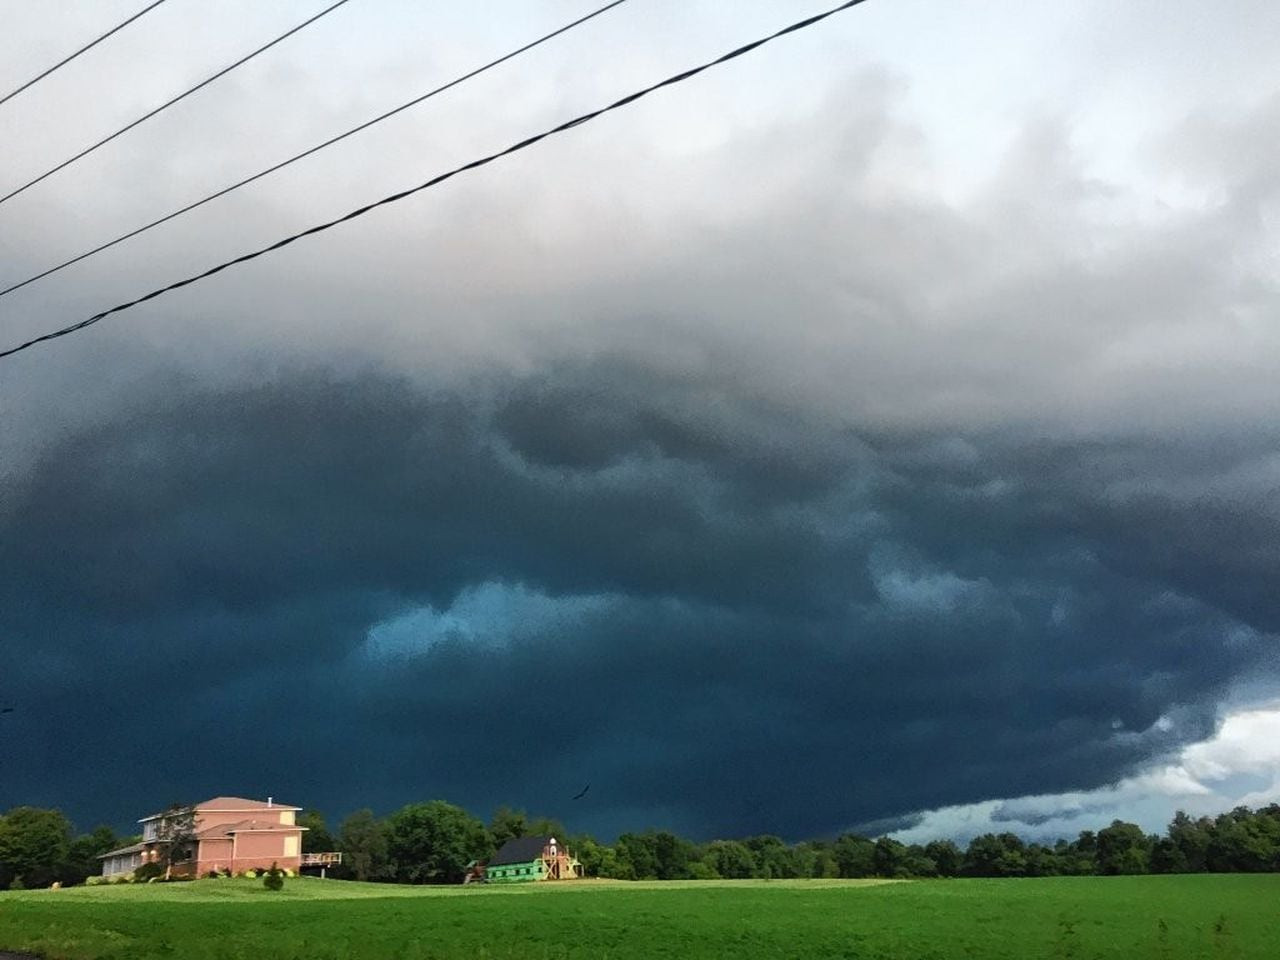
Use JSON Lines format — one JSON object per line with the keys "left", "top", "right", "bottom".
{"left": 484, "top": 835, "right": 582, "bottom": 883}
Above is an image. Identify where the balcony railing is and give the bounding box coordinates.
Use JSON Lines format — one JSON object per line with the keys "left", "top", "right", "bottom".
{"left": 300, "top": 852, "right": 343, "bottom": 866}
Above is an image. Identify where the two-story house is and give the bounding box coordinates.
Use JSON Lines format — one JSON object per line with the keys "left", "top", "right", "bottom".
{"left": 99, "top": 795, "right": 306, "bottom": 878}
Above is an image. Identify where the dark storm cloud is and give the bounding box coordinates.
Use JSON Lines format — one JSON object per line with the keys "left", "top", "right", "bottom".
{"left": 1, "top": 362, "right": 1275, "bottom": 839}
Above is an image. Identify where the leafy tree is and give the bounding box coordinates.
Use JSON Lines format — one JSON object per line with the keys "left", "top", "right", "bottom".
{"left": 650, "top": 830, "right": 695, "bottom": 880}
{"left": 385, "top": 801, "right": 490, "bottom": 884}
{"left": 614, "top": 833, "right": 660, "bottom": 880}
{"left": 1150, "top": 836, "right": 1189, "bottom": 874}
{"left": 745, "top": 835, "right": 800, "bottom": 879}
{"left": 832, "top": 834, "right": 876, "bottom": 878}
{"left": 526, "top": 816, "right": 568, "bottom": 841}
{"left": 901, "top": 844, "right": 939, "bottom": 878}
{"left": 150, "top": 804, "right": 197, "bottom": 879}
{"left": 0, "top": 806, "right": 73, "bottom": 889}
{"left": 808, "top": 843, "right": 840, "bottom": 879}
{"left": 687, "top": 859, "right": 720, "bottom": 879}
{"left": 569, "top": 834, "right": 608, "bottom": 877}
{"left": 298, "top": 810, "right": 336, "bottom": 854}
{"left": 61, "top": 825, "right": 120, "bottom": 885}
{"left": 872, "top": 837, "right": 909, "bottom": 877}
{"left": 1206, "top": 807, "right": 1280, "bottom": 872}
{"left": 924, "top": 839, "right": 962, "bottom": 877}
{"left": 488, "top": 806, "right": 527, "bottom": 849}
{"left": 1023, "top": 843, "right": 1063, "bottom": 877}
{"left": 338, "top": 809, "right": 390, "bottom": 881}
{"left": 963, "top": 833, "right": 1028, "bottom": 877}
{"left": 1167, "top": 811, "right": 1211, "bottom": 872}
{"left": 1096, "top": 820, "right": 1150, "bottom": 875}
{"left": 705, "top": 839, "right": 756, "bottom": 879}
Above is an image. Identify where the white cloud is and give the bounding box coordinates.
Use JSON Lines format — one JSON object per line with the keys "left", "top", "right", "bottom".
{"left": 889, "top": 701, "right": 1280, "bottom": 844}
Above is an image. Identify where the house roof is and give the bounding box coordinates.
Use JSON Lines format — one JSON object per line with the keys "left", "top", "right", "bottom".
{"left": 139, "top": 796, "right": 301, "bottom": 821}
{"left": 489, "top": 835, "right": 556, "bottom": 866}
{"left": 98, "top": 842, "right": 146, "bottom": 858}
{"left": 196, "top": 818, "right": 308, "bottom": 838}
{"left": 199, "top": 796, "right": 302, "bottom": 812}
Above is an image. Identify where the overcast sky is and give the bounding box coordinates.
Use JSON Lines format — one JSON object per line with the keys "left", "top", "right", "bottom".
{"left": 1, "top": 0, "right": 1278, "bottom": 843}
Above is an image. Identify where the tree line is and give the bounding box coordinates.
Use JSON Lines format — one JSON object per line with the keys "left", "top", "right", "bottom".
{"left": 3, "top": 800, "right": 1278, "bottom": 888}
{"left": 308, "top": 801, "right": 1280, "bottom": 884}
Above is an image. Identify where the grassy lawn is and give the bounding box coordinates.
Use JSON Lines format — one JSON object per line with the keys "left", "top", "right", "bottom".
{"left": 0, "top": 874, "right": 1277, "bottom": 959}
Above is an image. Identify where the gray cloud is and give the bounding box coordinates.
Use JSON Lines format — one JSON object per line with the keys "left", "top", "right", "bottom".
{"left": 2, "top": 1, "right": 1278, "bottom": 842}
{"left": 2, "top": 363, "right": 1275, "bottom": 838}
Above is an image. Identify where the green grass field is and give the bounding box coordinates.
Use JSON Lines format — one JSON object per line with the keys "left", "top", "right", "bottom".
{"left": 1, "top": 875, "right": 1277, "bottom": 959}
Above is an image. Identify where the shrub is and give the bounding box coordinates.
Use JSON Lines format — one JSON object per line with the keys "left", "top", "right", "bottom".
{"left": 240, "top": 869, "right": 259, "bottom": 879}
{"left": 134, "top": 861, "right": 164, "bottom": 882}
{"left": 86, "top": 876, "right": 108, "bottom": 886}
{"left": 263, "top": 862, "right": 285, "bottom": 891}
{"left": 203, "top": 870, "right": 220, "bottom": 880}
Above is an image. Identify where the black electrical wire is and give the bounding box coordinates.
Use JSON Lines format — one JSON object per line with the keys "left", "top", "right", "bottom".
{"left": 0, "top": 1, "right": 169, "bottom": 109}
{"left": 1, "top": 0, "right": 871, "bottom": 362}
{"left": 0, "top": 0, "right": 354, "bottom": 208}
{"left": 0, "top": 0, "right": 631, "bottom": 300}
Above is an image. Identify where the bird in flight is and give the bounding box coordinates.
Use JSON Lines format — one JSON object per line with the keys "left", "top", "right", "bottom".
{"left": 571, "top": 784, "right": 590, "bottom": 801}
{"left": 0, "top": 707, "right": 13, "bottom": 714}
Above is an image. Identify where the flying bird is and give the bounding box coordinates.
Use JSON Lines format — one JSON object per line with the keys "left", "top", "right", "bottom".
{"left": 0, "top": 707, "right": 13, "bottom": 714}
{"left": 571, "top": 784, "right": 590, "bottom": 801}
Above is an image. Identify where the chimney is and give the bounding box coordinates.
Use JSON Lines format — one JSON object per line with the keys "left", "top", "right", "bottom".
{"left": 267, "top": 797, "right": 273, "bottom": 807}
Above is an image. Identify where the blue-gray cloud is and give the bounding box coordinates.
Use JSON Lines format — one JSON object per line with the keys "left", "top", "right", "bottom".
{"left": 2, "top": 362, "right": 1275, "bottom": 839}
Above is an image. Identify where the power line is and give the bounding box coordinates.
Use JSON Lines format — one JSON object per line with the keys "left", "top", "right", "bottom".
{"left": 1, "top": 0, "right": 871, "bottom": 362}
{"left": 0, "top": 0, "right": 354, "bottom": 209}
{"left": 0, "top": 1, "right": 169, "bottom": 109}
{"left": 0, "top": 0, "right": 631, "bottom": 301}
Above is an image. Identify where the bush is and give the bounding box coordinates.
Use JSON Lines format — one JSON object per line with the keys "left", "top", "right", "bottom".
{"left": 86, "top": 876, "right": 108, "bottom": 886}
{"left": 134, "top": 861, "right": 164, "bottom": 881}
{"left": 203, "top": 870, "right": 220, "bottom": 880}
{"left": 263, "top": 862, "right": 285, "bottom": 891}
{"left": 240, "top": 869, "right": 259, "bottom": 879}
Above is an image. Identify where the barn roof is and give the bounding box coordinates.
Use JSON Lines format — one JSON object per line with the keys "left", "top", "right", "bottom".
{"left": 489, "top": 835, "right": 555, "bottom": 866}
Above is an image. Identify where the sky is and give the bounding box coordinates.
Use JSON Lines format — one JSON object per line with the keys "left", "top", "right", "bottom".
{"left": 0, "top": 0, "right": 1278, "bottom": 843}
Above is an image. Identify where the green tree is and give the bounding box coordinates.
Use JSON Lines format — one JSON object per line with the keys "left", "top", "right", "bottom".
{"left": 526, "top": 816, "right": 568, "bottom": 840}
{"left": 614, "top": 833, "right": 658, "bottom": 880}
{"left": 705, "top": 839, "right": 756, "bottom": 879}
{"left": 963, "top": 833, "right": 1027, "bottom": 877}
{"left": 61, "top": 825, "right": 120, "bottom": 885}
{"left": 1167, "top": 811, "right": 1211, "bottom": 872}
{"left": 338, "top": 809, "right": 390, "bottom": 882}
{"left": 569, "top": 834, "right": 608, "bottom": 877}
{"left": 385, "top": 801, "right": 490, "bottom": 884}
{"left": 0, "top": 806, "right": 73, "bottom": 889}
{"left": 150, "top": 804, "right": 197, "bottom": 879}
{"left": 873, "top": 837, "right": 908, "bottom": 877}
{"left": 745, "top": 835, "right": 800, "bottom": 879}
{"left": 298, "top": 810, "right": 336, "bottom": 854}
{"left": 1095, "top": 820, "right": 1150, "bottom": 875}
{"left": 1150, "top": 836, "right": 1189, "bottom": 874}
{"left": 832, "top": 834, "right": 876, "bottom": 878}
{"left": 488, "top": 806, "right": 527, "bottom": 849}
{"left": 1206, "top": 807, "right": 1280, "bottom": 872}
{"left": 924, "top": 839, "right": 962, "bottom": 877}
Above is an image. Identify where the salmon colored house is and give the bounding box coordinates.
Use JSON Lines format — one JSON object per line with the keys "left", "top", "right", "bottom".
{"left": 100, "top": 796, "right": 306, "bottom": 878}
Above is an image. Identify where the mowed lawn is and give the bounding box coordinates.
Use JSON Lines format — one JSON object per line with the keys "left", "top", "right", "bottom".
{"left": 1, "top": 875, "right": 1277, "bottom": 960}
